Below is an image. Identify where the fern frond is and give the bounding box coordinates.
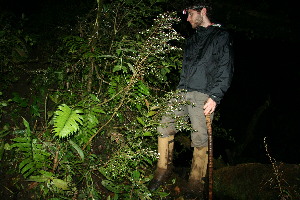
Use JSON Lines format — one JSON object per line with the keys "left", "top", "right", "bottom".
{"left": 53, "top": 104, "right": 84, "bottom": 138}
{"left": 11, "top": 119, "right": 51, "bottom": 178}
{"left": 75, "top": 109, "right": 100, "bottom": 146}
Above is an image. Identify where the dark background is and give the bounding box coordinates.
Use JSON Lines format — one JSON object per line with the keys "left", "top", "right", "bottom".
{"left": 1, "top": 0, "right": 300, "bottom": 164}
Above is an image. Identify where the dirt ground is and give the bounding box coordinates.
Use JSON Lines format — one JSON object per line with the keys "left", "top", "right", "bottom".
{"left": 161, "top": 163, "right": 300, "bottom": 200}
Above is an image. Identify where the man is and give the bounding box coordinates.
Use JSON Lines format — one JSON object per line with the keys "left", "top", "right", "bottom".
{"left": 148, "top": 0, "right": 234, "bottom": 198}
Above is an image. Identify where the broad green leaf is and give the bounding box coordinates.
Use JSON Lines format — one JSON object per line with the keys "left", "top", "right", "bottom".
{"left": 52, "top": 178, "right": 69, "bottom": 190}
{"left": 53, "top": 104, "right": 84, "bottom": 138}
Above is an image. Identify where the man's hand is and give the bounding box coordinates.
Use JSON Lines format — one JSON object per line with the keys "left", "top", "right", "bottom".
{"left": 203, "top": 98, "right": 217, "bottom": 115}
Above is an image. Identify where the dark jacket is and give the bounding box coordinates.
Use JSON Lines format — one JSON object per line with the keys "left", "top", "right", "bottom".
{"left": 177, "top": 25, "right": 234, "bottom": 104}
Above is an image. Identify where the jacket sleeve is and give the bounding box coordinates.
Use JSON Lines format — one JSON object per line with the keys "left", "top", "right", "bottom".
{"left": 208, "top": 31, "right": 234, "bottom": 104}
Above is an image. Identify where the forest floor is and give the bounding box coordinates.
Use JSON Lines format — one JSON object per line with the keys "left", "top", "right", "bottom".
{"left": 158, "top": 162, "right": 300, "bottom": 200}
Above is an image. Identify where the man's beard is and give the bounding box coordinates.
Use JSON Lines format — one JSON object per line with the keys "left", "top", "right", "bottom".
{"left": 193, "top": 15, "right": 204, "bottom": 29}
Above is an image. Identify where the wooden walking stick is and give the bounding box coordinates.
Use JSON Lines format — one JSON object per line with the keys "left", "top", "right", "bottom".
{"left": 206, "top": 114, "right": 213, "bottom": 200}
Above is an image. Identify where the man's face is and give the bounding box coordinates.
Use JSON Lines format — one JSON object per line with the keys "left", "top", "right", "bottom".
{"left": 187, "top": 9, "right": 203, "bottom": 29}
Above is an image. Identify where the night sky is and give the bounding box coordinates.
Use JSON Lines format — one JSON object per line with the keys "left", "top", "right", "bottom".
{"left": 1, "top": 0, "right": 300, "bottom": 164}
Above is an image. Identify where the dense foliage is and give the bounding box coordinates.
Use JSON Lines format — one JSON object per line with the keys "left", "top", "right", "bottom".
{"left": 0, "top": 0, "right": 187, "bottom": 199}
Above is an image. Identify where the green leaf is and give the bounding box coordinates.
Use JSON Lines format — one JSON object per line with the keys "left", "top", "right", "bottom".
{"left": 34, "top": 153, "right": 49, "bottom": 161}
{"left": 11, "top": 137, "right": 29, "bottom": 143}
{"left": 4, "top": 143, "right": 11, "bottom": 150}
{"left": 146, "top": 110, "right": 157, "bottom": 117}
{"left": 136, "top": 117, "right": 145, "bottom": 126}
{"left": 23, "top": 167, "right": 36, "bottom": 178}
{"left": 49, "top": 93, "right": 60, "bottom": 104}
{"left": 53, "top": 104, "right": 84, "bottom": 138}
{"left": 127, "top": 62, "right": 135, "bottom": 73}
{"left": 131, "top": 170, "right": 140, "bottom": 181}
{"left": 89, "top": 94, "right": 100, "bottom": 102}
{"left": 113, "top": 65, "right": 122, "bottom": 72}
{"left": 28, "top": 175, "right": 51, "bottom": 183}
{"left": 86, "top": 113, "right": 99, "bottom": 125}
{"left": 39, "top": 170, "right": 54, "bottom": 177}
{"left": 22, "top": 118, "right": 31, "bottom": 135}
{"left": 19, "top": 158, "right": 32, "bottom": 170}
{"left": 93, "top": 108, "right": 106, "bottom": 114}
{"left": 156, "top": 191, "right": 170, "bottom": 197}
{"left": 52, "top": 178, "right": 69, "bottom": 190}
{"left": 11, "top": 142, "right": 31, "bottom": 151}
{"left": 135, "top": 103, "right": 142, "bottom": 111}
{"left": 20, "top": 162, "right": 35, "bottom": 175}
{"left": 83, "top": 52, "right": 96, "bottom": 59}
{"left": 116, "top": 49, "right": 122, "bottom": 56}
{"left": 143, "top": 131, "right": 152, "bottom": 136}
{"left": 101, "top": 180, "right": 123, "bottom": 193}
{"left": 143, "top": 157, "right": 153, "bottom": 165}
{"left": 137, "top": 81, "right": 150, "bottom": 96}
{"left": 69, "top": 140, "right": 84, "bottom": 160}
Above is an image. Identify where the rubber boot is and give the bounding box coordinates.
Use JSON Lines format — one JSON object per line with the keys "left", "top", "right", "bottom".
{"left": 148, "top": 135, "right": 174, "bottom": 191}
{"left": 186, "top": 146, "right": 208, "bottom": 199}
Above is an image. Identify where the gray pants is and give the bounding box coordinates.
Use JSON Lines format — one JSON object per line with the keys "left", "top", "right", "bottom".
{"left": 158, "top": 91, "right": 214, "bottom": 148}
